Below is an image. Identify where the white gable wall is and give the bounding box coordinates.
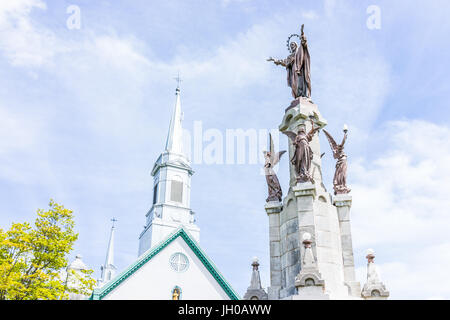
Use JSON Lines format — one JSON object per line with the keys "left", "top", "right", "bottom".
{"left": 103, "top": 237, "right": 231, "bottom": 300}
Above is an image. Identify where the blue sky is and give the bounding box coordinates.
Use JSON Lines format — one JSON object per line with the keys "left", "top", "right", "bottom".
{"left": 1, "top": 0, "right": 450, "bottom": 299}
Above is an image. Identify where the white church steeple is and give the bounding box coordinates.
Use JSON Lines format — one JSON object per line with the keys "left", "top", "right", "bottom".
{"left": 98, "top": 218, "right": 117, "bottom": 287}
{"left": 165, "top": 86, "right": 183, "bottom": 155}
{"left": 138, "top": 84, "right": 200, "bottom": 256}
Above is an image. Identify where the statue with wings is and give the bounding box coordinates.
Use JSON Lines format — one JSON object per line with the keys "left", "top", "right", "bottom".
{"left": 283, "top": 120, "right": 320, "bottom": 183}
{"left": 323, "top": 126, "right": 351, "bottom": 195}
{"left": 263, "top": 133, "right": 286, "bottom": 202}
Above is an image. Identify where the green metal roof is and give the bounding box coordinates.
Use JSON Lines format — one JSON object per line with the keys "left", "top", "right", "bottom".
{"left": 90, "top": 227, "right": 240, "bottom": 300}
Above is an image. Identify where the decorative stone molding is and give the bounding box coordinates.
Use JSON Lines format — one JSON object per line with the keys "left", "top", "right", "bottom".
{"left": 293, "top": 182, "right": 316, "bottom": 199}
{"left": 279, "top": 97, "right": 327, "bottom": 133}
{"left": 332, "top": 194, "right": 352, "bottom": 209}
{"left": 264, "top": 201, "right": 283, "bottom": 215}
{"left": 361, "top": 249, "right": 390, "bottom": 300}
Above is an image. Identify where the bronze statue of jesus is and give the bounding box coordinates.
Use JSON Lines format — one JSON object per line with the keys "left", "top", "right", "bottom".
{"left": 267, "top": 24, "right": 311, "bottom": 99}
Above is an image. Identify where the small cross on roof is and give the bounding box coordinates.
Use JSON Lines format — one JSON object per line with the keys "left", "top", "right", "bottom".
{"left": 174, "top": 71, "right": 182, "bottom": 89}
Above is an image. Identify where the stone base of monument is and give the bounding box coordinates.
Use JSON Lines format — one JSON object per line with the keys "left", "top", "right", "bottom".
{"left": 265, "top": 96, "right": 364, "bottom": 300}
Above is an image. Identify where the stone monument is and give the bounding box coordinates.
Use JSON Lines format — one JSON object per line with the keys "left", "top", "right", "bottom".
{"left": 265, "top": 24, "right": 366, "bottom": 300}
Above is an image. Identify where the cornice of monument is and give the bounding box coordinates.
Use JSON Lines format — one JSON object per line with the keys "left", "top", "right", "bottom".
{"left": 279, "top": 97, "right": 327, "bottom": 133}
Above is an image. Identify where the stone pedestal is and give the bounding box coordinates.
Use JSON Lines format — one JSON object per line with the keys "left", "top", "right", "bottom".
{"left": 265, "top": 201, "right": 283, "bottom": 300}
{"left": 333, "top": 194, "right": 361, "bottom": 297}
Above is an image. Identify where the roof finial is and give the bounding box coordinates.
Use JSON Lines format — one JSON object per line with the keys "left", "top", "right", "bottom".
{"left": 174, "top": 71, "right": 182, "bottom": 92}
{"left": 243, "top": 256, "right": 268, "bottom": 300}
{"left": 111, "top": 217, "right": 118, "bottom": 228}
{"left": 361, "top": 249, "right": 390, "bottom": 299}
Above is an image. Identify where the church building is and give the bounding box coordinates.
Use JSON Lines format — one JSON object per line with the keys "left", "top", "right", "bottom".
{"left": 89, "top": 85, "right": 239, "bottom": 300}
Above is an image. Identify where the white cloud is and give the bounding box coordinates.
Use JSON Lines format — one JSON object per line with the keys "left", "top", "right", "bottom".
{"left": 91, "top": 35, "right": 151, "bottom": 71}
{"left": 220, "top": 0, "right": 252, "bottom": 8}
{"left": 0, "top": 106, "right": 38, "bottom": 154}
{"left": 351, "top": 120, "right": 450, "bottom": 247}
{"left": 0, "top": 0, "right": 64, "bottom": 67}
{"left": 324, "top": 0, "right": 337, "bottom": 18}
{"left": 351, "top": 120, "right": 450, "bottom": 298}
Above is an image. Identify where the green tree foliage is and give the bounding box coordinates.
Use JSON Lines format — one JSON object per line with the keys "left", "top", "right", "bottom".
{"left": 0, "top": 200, "right": 96, "bottom": 300}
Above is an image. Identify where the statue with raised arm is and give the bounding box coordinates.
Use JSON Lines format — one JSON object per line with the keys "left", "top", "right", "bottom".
{"left": 263, "top": 133, "right": 286, "bottom": 202}
{"left": 267, "top": 24, "right": 311, "bottom": 99}
{"left": 323, "top": 125, "right": 351, "bottom": 195}
{"left": 283, "top": 120, "right": 320, "bottom": 183}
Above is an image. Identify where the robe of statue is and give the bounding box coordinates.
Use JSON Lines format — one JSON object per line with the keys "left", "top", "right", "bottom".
{"left": 284, "top": 41, "right": 311, "bottom": 99}
{"left": 284, "top": 125, "right": 319, "bottom": 183}
{"left": 265, "top": 170, "right": 283, "bottom": 202}
{"left": 323, "top": 129, "right": 350, "bottom": 195}
{"left": 292, "top": 130, "right": 314, "bottom": 181}
{"left": 268, "top": 24, "right": 312, "bottom": 99}
{"left": 334, "top": 154, "right": 348, "bottom": 192}
{"left": 263, "top": 145, "right": 286, "bottom": 202}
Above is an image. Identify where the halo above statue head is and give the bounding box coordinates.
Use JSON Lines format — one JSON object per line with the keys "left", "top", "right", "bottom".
{"left": 287, "top": 34, "right": 301, "bottom": 53}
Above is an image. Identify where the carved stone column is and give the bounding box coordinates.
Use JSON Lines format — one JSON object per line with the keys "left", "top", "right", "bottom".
{"left": 333, "top": 194, "right": 361, "bottom": 297}
{"left": 265, "top": 201, "right": 283, "bottom": 300}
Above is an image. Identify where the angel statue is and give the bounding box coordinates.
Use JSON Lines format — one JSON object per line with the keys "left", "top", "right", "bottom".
{"left": 323, "top": 125, "right": 351, "bottom": 195}
{"left": 263, "top": 133, "right": 286, "bottom": 202}
{"left": 267, "top": 24, "right": 311, "bottom": 99}
{"left": 283, "top": 120, "right": 320, "bottom": 183}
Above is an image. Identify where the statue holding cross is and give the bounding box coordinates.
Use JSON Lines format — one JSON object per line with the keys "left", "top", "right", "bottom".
{"left": 267, "top": 24, "right": 311, "bottom": 99}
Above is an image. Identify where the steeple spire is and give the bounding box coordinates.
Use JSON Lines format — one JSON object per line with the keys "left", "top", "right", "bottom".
{"left": 165, "top": 79, "right": 184, "bottom": 155}
{"left": 139, "top": 81, "right": 199, "bottom": 256}
{"left": 98, "top": 218, "right": 117, "bottom": 287}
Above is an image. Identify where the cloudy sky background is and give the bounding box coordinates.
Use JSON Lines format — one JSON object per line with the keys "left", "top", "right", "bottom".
{"left": 1, "top": 0, "right": 449, "bottom": 299}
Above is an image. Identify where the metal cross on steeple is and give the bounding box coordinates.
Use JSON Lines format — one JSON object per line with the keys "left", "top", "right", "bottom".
{"left": 111, "top": 217, "right": 118, "bottom": 228}
{"left": 174, "top": 71, "right": 182, "bottom": 89}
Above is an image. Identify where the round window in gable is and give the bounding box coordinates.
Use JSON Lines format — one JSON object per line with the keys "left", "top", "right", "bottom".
{"left": 169, "top": 252, "right": 189, "bottom": 273}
